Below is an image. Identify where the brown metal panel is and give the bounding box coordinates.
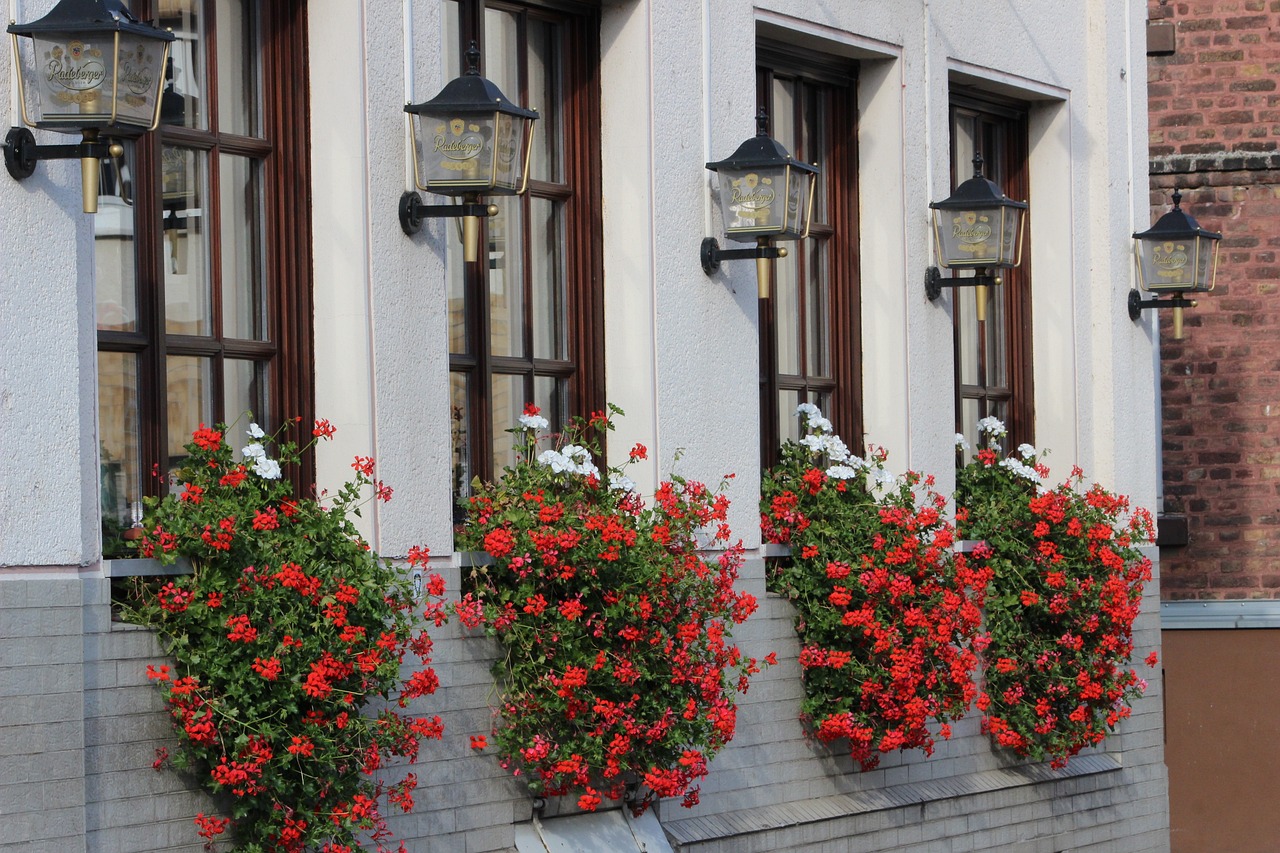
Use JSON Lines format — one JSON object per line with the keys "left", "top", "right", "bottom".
{"left": 1164, "top": 629, "right": 1280, "bottom": 853}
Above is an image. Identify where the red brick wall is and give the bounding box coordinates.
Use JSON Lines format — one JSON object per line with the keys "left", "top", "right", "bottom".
{"left": 1148, "top": 1, "right": 1280, "bottom": 599}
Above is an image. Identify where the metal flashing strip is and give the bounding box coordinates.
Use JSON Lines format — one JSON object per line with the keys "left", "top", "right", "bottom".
{"left": 1161, "top": 599, "right": 1280, "bottom": 630}
{"left": 663, "top": 754, "right": 1121, "bottom": 847}
{"left": 514, "top": 808, "right": 674, "bottom": 853}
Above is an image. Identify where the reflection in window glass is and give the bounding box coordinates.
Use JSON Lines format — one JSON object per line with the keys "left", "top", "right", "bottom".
{"left": 451, "top": 372, "right": 471, "bottom": 502}
{"left": 167, "top": 355, "right": 213, "bottom": 469}
{"left": 491, "top": 373, "right": 524, "bottom": 476}
{"left": 224, "top": 358, "right": 266, "bottom": 432}
{"left": 489, "top": 194, "right": 526, "bottom": 357}
{"left": 215, "top": 0, "right": 256, "bottom": 137}
{"left": 95, "top": 144, "right": 137, "bottom": 332}
{"left": 162, "top": 147, "right": 211, "bottom": 335}
{"left": 531, "top": 199, "right": 565, "bottom": 360}
{"left": 159, "top": 0, "right": 206, "bottom": 129}
{"left": 220, "top": 154, "right": 264, "bottom": 340}
{"left": 99, "top": 352, "right": 141, "bottom": 555}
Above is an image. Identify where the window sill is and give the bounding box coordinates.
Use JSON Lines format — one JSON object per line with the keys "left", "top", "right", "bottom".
{"left": 103, "top": 557, "right": 194, "bottom": 578}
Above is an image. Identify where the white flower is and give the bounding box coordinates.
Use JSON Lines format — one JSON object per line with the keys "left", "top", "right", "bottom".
{"left": 795, "top": 402, "right": 822, "bottom": 419}
{"left": 609, "top": 473, "right": 637, "bottom": 492}
{"left": 826, "top": 465, "right": 859, "bottom": 480}
{"left": 253, "top": 456, "right": 281, "bottom": 480}
{"left": 242, "top": 442, "right": 266, "bottom": 459}
{"left": 976, "top": 416, "right": 1007, "bottom": 436}
{"left": 955, "top": 433, "right": 971, "bottom": 451}
{"left": 999, "top": 457, "right": 1041, "bottom": 483}
{"left": 247, "top": 422, "right": 265, "bottom": 439}
{"left": 1018, "top": 443, "right": 1037, "bottom": 460}
{"left": 537, "top": 445, "right": 598, "bottom": 478}
{"left": 518, "top": 413, "right": 549, "bottom": 431}
{"left": 871, "top": 468, "right": 896, "bottom": 489}
{"left": 809, "top": 416, "right": 834, "bottom": 434}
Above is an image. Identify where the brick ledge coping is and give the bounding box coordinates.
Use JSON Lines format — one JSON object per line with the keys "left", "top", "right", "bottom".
{"left": 661, "top": 753, "right": 1121, "bottom": 846}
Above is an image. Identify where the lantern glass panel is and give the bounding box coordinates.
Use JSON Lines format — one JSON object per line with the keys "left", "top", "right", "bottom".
{"left": 412, "top": 110, "right": 497, "bottom": 193}
{"left": 717, "top": 164, "right": 810, "bottom": 242}
{"left": 412, "top": 111, "right": 532, "bottom": 196}
{"left": 23, "top": 31, "right": 119, "bottom": 127}
{"left": 1136, "top": 235, "right": 1217, "bottom": 293}
{"left": 114, "top": 31, "right": 167, "bottom": 128}
{"left": 933, "top": 205, "right": 1016, "bottom": 269}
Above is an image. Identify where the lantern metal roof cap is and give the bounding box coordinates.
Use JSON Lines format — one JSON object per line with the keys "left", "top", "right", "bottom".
{"left": 1132, "top": 189, "right": 1222, "bottom": 241}
{"left": 405, "top": 41, "right": 538, "bottom": 120}
{"left": 705, "top": 109, "right": 819, "bottom": 175}
{"left": 929, "top": 152, "right": 1027, "bottom": 211}
{"left": 8, "top": 0, "right": 174, "bottom": 39}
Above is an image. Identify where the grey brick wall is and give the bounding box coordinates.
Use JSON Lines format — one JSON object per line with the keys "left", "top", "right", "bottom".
{"left": 0, "top": 554, "right": 1169, "bottom": 853}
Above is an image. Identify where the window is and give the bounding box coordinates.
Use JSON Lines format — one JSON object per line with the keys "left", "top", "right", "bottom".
{"left": 950, "top": 92, "right": 1033, "bottom": 452}
{"left": 97, "top": 0, "right": 312, "bottom": 556}
{"left": 756, "top": 48, "right": 861, "bottom": 466}
{"left": 445, "top": 0, "right": 603, "bottom": 500}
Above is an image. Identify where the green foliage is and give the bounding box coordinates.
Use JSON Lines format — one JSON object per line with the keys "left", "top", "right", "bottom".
{"left": 956, "top": 420, "right": 1155, "bottom": 768}
{"left": 123, "top": 418, "right": 444, "bottom": 852}
{"left": 761, "top": 407, "right": 990, "bottom": 770}
{"left": 455, "top": 404, "right": 763, "bottom": 813}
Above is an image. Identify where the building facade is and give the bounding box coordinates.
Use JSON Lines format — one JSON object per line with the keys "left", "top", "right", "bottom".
{"left": 0, "top": 1, "right": 1168, "bottom": 851}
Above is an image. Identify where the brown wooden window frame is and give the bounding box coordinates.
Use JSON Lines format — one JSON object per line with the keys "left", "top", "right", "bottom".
{"left": 96, "top": 0, "right": 313, "bottom": 554}
{"left": 949, "top": 89, "right": 1034, "bottom": 451}
{"left": 756, "top": 45, "right": 862, "bottom": 468}
{"left": 445, "top": 0, "right": 604, "bottom": 497}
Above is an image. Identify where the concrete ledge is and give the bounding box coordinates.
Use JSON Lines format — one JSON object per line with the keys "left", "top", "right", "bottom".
{"left": 661, "top": 753, "right": 1121, "bottom": 848}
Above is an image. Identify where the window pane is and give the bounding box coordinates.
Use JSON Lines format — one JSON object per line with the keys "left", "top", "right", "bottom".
{"left": 224, "top": 358, "right": 267, "bottom": 429}
{"left": 448, "top": 239, "right": 468, "bottom": 354}
{"left": 99, "top": 351, "right": 141, "bottom": 552}
{"left": 957, "top": 283, "right": 979, "bottom": 386}
{"left": 803, "top": 83, "right": 827, "bottom": 223}
{"left": 533, "top": 374, "right": 565, "bottom": 455}
{"left": 159, "top": 0, "right": 206, "bottom": 129}
{"left": 491, "top": 373, "right": 526, "bottom": 476}
{"left": 806, "top": 239, "right": 829, "bottom": 378}
{"left": 527, "top": 19, "right": 562, "bottom": 183}
{"left": 444, "top": 1, "right": 461, "bottom": 73}
{"left": 985, "top": 287, "right": 1008, "bottom": 386}
{"left": 163, "top": 146, "right": 211, "bottom": 335}
{"left": 774, "top": 251, "right": 800, "bottom": 375}
{"left": 485, "top": 9, "right": 520, "bottom": 116}
{"left": 220, "top": 154, "right": 265, "bottom": 340}
{"left": 215, "top": 0, "right": 257, "bottom": 137}
{"left": 778, "top": 389, "right": 801, "bottom": 445}
{"left": 488, "top": 195, "right": 526, "bottom": 357}
{"left": 95, "top": 145, "right": 137, "bottom": 332}
{"left": 531, "top": 198, "right": 566, "bottom": 360}
{"left": 772, "top": 77, "right": 795, "bottom": 156}
{"left": 451, "top": 372, "right": 471, "bottom": 501}
{"left": 167, "top": 355, "right": 213, "bottom": 470}
{"left": 960, "top": 396, "right": 981, "bottom": 456}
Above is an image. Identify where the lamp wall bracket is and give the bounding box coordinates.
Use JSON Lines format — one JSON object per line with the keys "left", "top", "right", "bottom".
{"left": 1128, "top": 289, "right": 1196, "bottom": 321}
{"left": 924, "top": 265, "right": 1002, "bottom": 301}
{"left": 700, "top": 237, "right": 786, "bottom": 275}
{"left": 399, "top": 190, "right": 498, "bottom": 236}
{"left": 4, "top": 127, "right": 118, "bottom": 181}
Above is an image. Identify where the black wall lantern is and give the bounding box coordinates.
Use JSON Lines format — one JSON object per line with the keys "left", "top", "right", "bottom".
{"left": 5, "top": 0, "right": 173, "bottom": 213}
{"left": 925, "top": 152, "right": 1028, "bottom": 321}
{"left": 400, "top": 41, "right": 538, "bottom": 263}
{"left": 1129, "top": 188, "right": 1221, "bottom": 340}
{"left": 702, "top": 110, "right": 818, "bottom": 298}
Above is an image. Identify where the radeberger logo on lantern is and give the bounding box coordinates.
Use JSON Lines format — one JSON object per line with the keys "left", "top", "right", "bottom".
{"left": 951, "top": 211, "right": 993, "bottom": 247}
{"left": 433, "top": 119, "right": 486, "bottom": 161}
{"left": 731, "top": 173, "right": 775, "bottom": 208}
{"left": 45, "top": 41, "right": 106, "bottom": 92}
